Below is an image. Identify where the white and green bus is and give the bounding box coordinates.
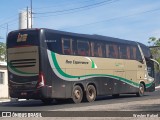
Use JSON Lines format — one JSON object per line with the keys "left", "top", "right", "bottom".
{"left": 7, "top": 28, "right": 156, "bottom": 104}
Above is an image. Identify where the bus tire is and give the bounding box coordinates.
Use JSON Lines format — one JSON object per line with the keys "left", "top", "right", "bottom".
{"left": 136, "top": 83, "right": 145, "bottom": 97}
{"left": 41, "top": 98, "right": 53, "bottom": 104}
{"left": 86, "top": 85, "right": 96, "bottom": 102}
{"left": 72, "top": 85, "right": 83, "bottom": 103}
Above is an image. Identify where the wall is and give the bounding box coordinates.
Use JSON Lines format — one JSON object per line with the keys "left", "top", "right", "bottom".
{"left": 0, "top": 66, "right": 9, "bottom": 98}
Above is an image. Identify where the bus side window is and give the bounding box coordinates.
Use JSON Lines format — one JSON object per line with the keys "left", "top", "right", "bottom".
{"left": 136, "top": 47, "right": 143, "bottom": 61}
{"left": 72, "top": 40, "right": 77, "bottom": 55}
{"left": 106, "top": 44, "right": 109, "bottom": 58}
{"left": 91, "top": 42, "right": 94, "bottom": 57}
{"left": 108, "top": 44, "right": 118, "bottom": 58}
{"left": 109, "top": 45, "right": 114, "bottom": 58}
{"left": 119, "top": 45, "right": 127, "bottom": 59}
{"left": 77, "top": 40, "right": 90, "bottom": 56}
{"left": 126, "top": 46, "right": 130, "bottom": 59}
{"left": 131, "top": 46, "right": 136, "bottom": 59}
{"left": 101, "top": 44, "right": 106, "bottom": 57}
{"left": 91, "top": 42, "right": 102, "bottom": 57}
{"left": 62, "top": 38, "right": 72, "bottom": 55}
{"left": 130, "top": 46, "right": 143, "bottom": 61}
{"left": 98, "top": 44, "right": 103, "bottom": 57}
{"left": 94, "top": 43, "right": 99, "bottom": 57}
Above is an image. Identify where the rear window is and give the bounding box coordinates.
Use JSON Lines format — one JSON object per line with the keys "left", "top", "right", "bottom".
{"left": 7, "top": 30, "right": 39, "bottom": 48}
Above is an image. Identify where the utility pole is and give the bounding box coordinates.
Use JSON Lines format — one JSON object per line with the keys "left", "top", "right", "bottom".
{"left": 6, "top": 23, "right": 8, "bottom": 39}
{"left": 27, "top": 6, "right": 29, "bottom": 29}
{"left": 31, "top": 0, "right": 32, "bottom": 28}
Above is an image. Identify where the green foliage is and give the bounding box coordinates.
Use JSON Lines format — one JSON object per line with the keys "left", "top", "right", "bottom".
{"left": 0, "top": 42, "right": 6, "bottom": 61}
{"left": 148, "top": 37, "right": 160, "bottom": 64}
{"left": 148, "top": 37, "right": 160, "bottom": 46}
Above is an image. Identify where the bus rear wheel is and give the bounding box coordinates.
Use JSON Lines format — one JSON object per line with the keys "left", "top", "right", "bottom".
{"left": 136, "top": 83, "right": 145, "bottom": 97}
{"left": 72, "top": 85, "right": 83, "bottom": 103}
{"left": 85, "top": 85, "right": 96, "bottom": 102}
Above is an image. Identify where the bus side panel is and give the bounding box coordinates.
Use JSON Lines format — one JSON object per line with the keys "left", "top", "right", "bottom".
{"left": 40, "top": 47, "right": 73, "bottom": 98}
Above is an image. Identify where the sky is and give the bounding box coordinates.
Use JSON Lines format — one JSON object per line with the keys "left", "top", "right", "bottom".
{"left": 0, "top": 0, "right": 160, "bottom": 45}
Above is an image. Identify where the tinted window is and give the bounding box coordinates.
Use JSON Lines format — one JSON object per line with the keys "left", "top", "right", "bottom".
{"left": 119, "top": 45, "right": 127, "bottom": 59}
{"left": 108, "top": 44, "right": 119, "bottom": 58}
{"left": 130, "top": 46, "right": 136, "bottom": 59}
{"left": 129, "top": 45, "right": 142, "bottom": 61}
{"left": 101, "top": 44, "right": 106, "bottom": 57}
{"left": 91, "top": 42, "right": 103, "bottom": 57}
{"left": 136, "top": 47, "right": 142, "bottom": 61}
{"left": 77, "top": 41, "right": 90, "bottom": 56}
{"left": 44, "top": 32, "right": 61, "bottom": 53}
{"left": 140, "top": 45, "right": 151, "bottom": 58}
{"left": 7, "top": 30, "right": 39, "bottom": 48}
{"left": 62, "top": 38, "right": 72, "bottom": 55}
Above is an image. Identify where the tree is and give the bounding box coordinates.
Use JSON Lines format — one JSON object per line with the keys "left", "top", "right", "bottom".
{"left": 148, "top": 37, "right": 160, "bottom": 46}
{"left": 0, "top": 42, "right": 6, "bottom": 61}
{"left": 148, "top": 37, "right": 160, "bottom": 63}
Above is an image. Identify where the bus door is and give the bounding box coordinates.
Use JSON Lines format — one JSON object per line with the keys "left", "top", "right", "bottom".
{"left": 146, "top": 59, "right": 155, "bottom": 78}
{"left": 149, "top": 59, "right": 160, "bottom": 86}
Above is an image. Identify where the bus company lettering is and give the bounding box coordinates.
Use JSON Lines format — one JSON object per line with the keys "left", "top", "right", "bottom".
{"left": 17, "top": 33, "right": 28, "bottom": 42}
{"left": 66, "top": 60, "right": 89, "bottom": 65}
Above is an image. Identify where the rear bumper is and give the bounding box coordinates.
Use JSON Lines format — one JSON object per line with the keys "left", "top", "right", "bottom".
{"left": 9, "top": 86, "right": 52, "bottom": 99}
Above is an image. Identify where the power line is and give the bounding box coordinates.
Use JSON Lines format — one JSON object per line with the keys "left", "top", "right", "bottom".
{"left": 34, "top": 0, "right": 114, "bottom": 15}
{"left": 0, "top": 19, "right": 18, "bottom": 31}
{"left": 34, "top": 0, "right": 95, "bottom": 10}
{"left": 59, "top": 7, "right": 160, "bottom": 30}
{"left": 0, "top": 17, "right": 18, "bottom": 28}
{"left": 34, "top": 0, "right": 119, "bottom": 18}
{"left": 0, "top": 13, "right": 18, "bottom": 23}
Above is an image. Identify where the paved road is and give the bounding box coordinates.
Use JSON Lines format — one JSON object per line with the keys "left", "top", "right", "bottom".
{"left": 0, "top": 90, "right": 160, "bottom": 111}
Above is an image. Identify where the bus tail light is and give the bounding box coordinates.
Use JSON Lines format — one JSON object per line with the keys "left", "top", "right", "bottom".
{"left": 37, "top": 72, "right": 46, "bottom": 88}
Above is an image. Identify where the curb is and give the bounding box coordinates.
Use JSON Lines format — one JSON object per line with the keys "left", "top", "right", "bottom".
{"left": 155, "top": 86, "right": 160, "bottom": 89}
{"left": 0, "top": 98, "right": 27, "bottom": 103}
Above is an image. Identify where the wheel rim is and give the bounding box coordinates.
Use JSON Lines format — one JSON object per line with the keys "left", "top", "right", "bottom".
{"left": 88, "top": 89, "right": 94, "bottom": 100}
{"left": 139, "top": 85, "right": 144, "bottom": 95}
{"left": 74, "top": 89, "right": 81, "bottom": 100}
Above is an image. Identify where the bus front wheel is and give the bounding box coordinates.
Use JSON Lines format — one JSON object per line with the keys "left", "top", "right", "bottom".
{"left": 136, "top": 83, "right": 145, "bottom": 97}
{"left": 72, "top": 85, "right": 83, "bottom": 104}
{"left": 85, "top": 85, "right": 96, "bottom": 102}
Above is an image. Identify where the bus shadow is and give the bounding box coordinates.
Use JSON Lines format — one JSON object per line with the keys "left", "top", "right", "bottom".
{"left": 0, "top": 94, "right": 150, "bottom": 108}
{"left": 95, "top": 94, "right": 149, "bottom": 101}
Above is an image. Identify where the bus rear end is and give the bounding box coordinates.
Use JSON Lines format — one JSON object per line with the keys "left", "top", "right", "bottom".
{"left": 7, "top": 29, "right": 48, "bottom": 99}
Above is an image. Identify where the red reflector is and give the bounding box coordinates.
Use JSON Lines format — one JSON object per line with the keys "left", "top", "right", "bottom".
{"left": 37, "top": 72, "right": 46, "bottom": 88}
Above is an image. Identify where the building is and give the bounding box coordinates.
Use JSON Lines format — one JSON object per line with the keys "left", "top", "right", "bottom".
{"left": 0, "top": 62, "right": 9, "bottom": 98}
{"left": 19, "top": 9, "right": 32, "bottom": 29}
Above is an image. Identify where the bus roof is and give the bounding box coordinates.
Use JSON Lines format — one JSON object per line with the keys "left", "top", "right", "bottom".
{"left": 9, "top": 28, "right": 143, "bottom": 46}
{"left": 43, "top": 28, "right": 139, "bottom": 46}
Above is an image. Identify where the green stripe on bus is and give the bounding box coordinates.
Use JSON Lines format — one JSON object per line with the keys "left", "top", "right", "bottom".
{"left": 91, "top": 59, "right": 95, "bottom": 68}
{"left": 8, "top": 62, "right": 38, "bottom": 75}
{"left": 50, "top": 52, "right": 154, "bottom": 88}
